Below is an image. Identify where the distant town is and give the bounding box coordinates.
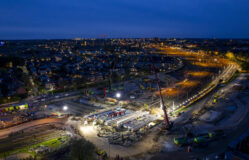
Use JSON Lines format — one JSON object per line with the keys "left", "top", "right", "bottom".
{"left": 0, "top": 38, "right": 249, "bottom": 160}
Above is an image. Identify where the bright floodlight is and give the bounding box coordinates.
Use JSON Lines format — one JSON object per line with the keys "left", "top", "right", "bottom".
{"left": 63, "top": 106, "right": 68, "bottom": 111}
{"left": 80, "top": 126, "right": 94, "bottom": 135}
{"left": 116, "top": 92, "right": 121, "bottom": 98}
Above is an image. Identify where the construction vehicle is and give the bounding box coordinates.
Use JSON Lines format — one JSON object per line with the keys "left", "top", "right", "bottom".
{"left": 193, "top": 135, "right": 209, "bottom": 143}
{"left": 174, "top": 137, "right": 189, "bottom": 146}
{"left": 208, "top": 130, "right": 225, "bottom": 139}
{"left": 95, "top": 147, "right": 106, "bottom": 156}
{"left": 174, "top": 130, "right": 225, "bottom": 146}
{"left": 213, "top": 98, "right": 217, "bottom": 104}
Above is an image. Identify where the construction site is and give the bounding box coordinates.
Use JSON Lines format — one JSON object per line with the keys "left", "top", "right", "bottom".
{"left": 66, "top": 48, "right": 249, "bottom": 159}
{"left": 82, "top": 106, "right": 160, "bottom": 146}
{"left": 1, "top": 46, "right": 249, "bottom": 159}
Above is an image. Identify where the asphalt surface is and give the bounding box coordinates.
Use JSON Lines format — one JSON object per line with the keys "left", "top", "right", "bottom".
{"left": 173, "top": 64, "right": 238, "bottom": 124}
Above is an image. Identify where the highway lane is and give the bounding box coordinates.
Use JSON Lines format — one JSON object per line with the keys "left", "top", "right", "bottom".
{"left": 0, "top": 117, "right": 66, "bottom": 139}
{"left": 173, "top": 64, "right": 238, "bottom": 122}
{"left": 0, "top": 89, "right": 84, "bottom": 108}
{"left": 172, "top": 64, "right": 237, "bottom": 114}
{"left": 149, "top": 64, "right": 237, "bottom": 117}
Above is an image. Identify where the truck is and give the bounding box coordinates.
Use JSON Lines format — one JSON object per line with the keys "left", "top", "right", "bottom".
{"left": 174, "top": 137, "right": 193, "bottom": 146}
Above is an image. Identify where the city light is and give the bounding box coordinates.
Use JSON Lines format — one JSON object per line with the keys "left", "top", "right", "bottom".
{"left": 0, "top": 2, "right": 247, "bottom": 158}
{"left": 116, "top": 92, "right": 121, "bottom": 98}
{"left": 63, "top": 105, "right": 68, "bottom": 111}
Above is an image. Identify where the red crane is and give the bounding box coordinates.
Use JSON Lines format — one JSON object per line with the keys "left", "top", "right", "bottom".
{"left": 151, "top": 56, "right": 172, "bottom": 129}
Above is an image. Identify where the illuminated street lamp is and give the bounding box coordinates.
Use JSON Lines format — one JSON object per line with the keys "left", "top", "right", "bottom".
{"left": 116, "top": 92, "right": 121, "bottom": 98}
{"left": 63, "top": 105, "right": 68, "bottom": 111}
{"left": 172, "top": 101, "right": 175, "bottom": 111}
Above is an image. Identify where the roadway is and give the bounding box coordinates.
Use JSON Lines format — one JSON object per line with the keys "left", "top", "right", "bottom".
{"left": 149, "top": 64, "right": 237, "bottom": 119}
{"left": 173, "top": 64, "right": 238, "bottom": 124}
{"left": 0, "top": 89, "right": 83, "bottom": 108}
{"left": 172, "top": 64, "right": 237, "bottom": 115}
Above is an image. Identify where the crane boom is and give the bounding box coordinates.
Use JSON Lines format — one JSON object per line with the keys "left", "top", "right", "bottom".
{"left": 151, "top": 57, "right": 170, "bottom": 126}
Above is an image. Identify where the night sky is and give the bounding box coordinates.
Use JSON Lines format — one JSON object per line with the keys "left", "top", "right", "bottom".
{"left": 1, "top": 0, "right": 249, "bottom": 39}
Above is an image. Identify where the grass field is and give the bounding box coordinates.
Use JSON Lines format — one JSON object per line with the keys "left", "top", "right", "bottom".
{"left": 0, "top": 136, "right": 68, "bottom": 158}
